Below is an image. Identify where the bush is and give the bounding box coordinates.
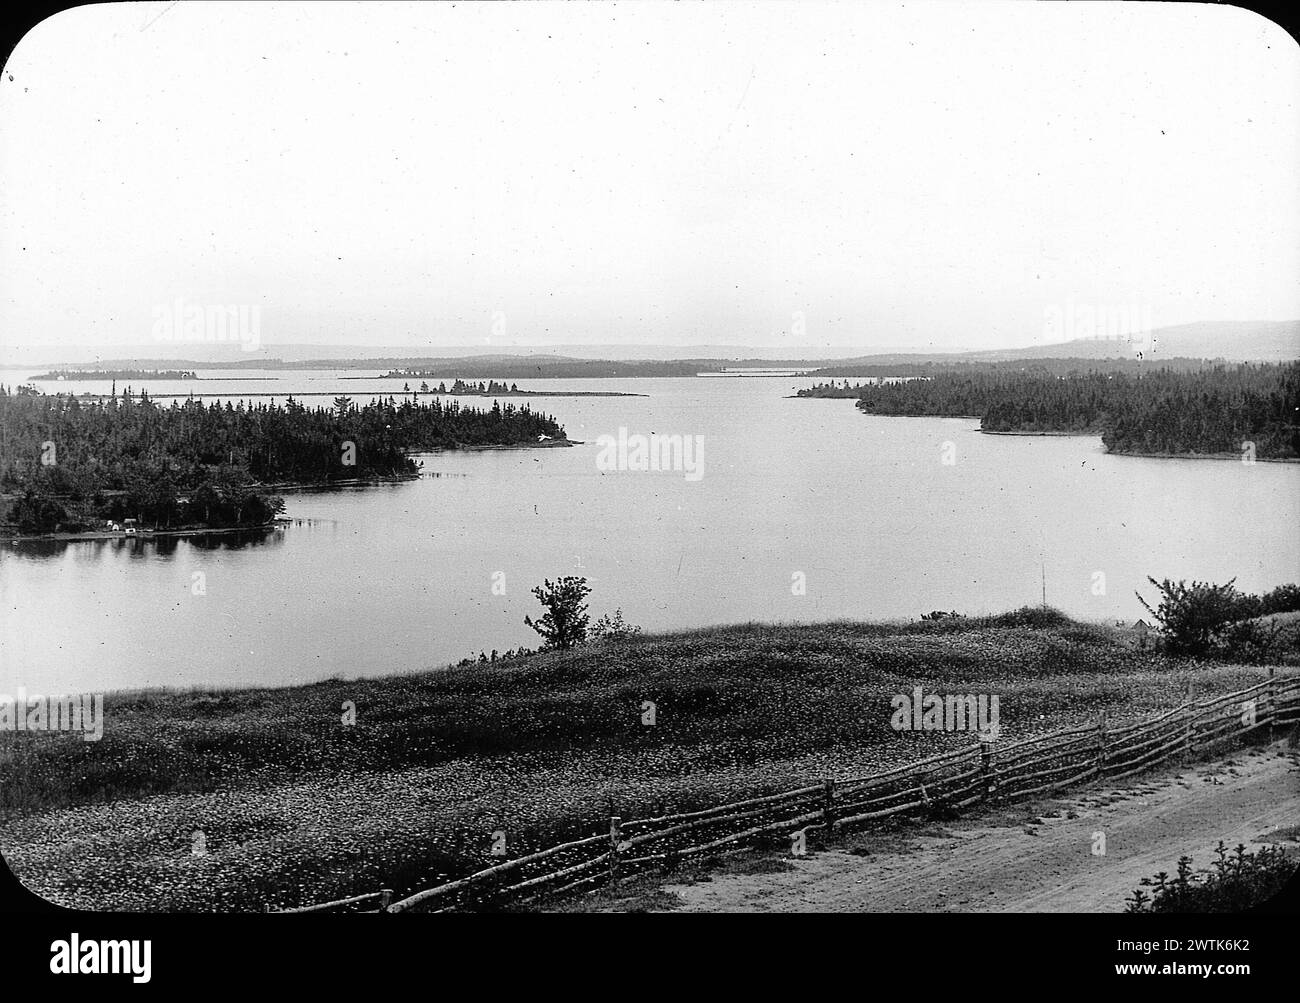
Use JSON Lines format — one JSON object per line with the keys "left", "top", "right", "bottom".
{"left": 8, "top": 490, "right": 71, "bottom": 533}
{"left": 1125, "top": 842, "right": 1298, "bottom": 912}
{"left": 1219, "top": 619, "right": 1285, "bottom": 664}
{"left": 1137, "top": 578, "right": 1245, "bottom": 656}
{"left": 524, "top": 576, "right": 592, "bottom": 651}
{"left": 590, "top": 609, "right": 642, "bottom": 644}
{"left": 1261, "top": 584, "right": 1300, "bottom": 616}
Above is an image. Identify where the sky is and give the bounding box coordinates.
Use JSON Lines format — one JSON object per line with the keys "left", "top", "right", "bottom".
{"left": 1, "top": 0, "right": 1298, "bottom": 358}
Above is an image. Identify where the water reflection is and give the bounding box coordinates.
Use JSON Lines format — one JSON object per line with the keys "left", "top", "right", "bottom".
{"left": 2, "top": 526, "right": 280, "bottom": 561}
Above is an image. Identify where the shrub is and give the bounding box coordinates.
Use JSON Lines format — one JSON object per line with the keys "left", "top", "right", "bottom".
{"left": 1219, "top": 619, "right": 1285, "bottom": 664}
{"left": 524, "top": 576, "right": 592, "bottom": 651}
{"left": 1261, "top": 584, "right": 1300, "bottom": 616}
{"left": 1137, "top": 578, "right": 1245, "bottom": 656}
{"left": 1125, "top": 842, "right": 1298, "bottom": 912}
{"left": 590, "top": 609, "right": 642, "bottom": 644}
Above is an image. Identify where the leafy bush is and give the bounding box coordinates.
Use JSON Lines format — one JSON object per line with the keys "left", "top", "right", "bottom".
{"left": 1125, "top": 842, "right": 1298, "bottom": 912}
{"left": 524, "top": 576, "right": 592, "bottom": 651}
{"left": 7, "top": 491, "right": 73, "bottom": 533}
{"left": 1137, "top": 578, "right": 1247, "bottom": 656}
{"left": 1261, "top": 584, "right": 1300, "bottom": 616}
{"left": 590, "top": 608, "right": 642, "bottom": 644}
{"left": 1219, "top": 619, "right": 1286, "bottom": 664}
{"left": 1137, "top": 577, "right": 1300, "bottom": 658}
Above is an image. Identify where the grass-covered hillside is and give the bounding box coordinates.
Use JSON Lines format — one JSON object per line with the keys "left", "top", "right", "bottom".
{"left": 1, "top": 608, "right": 1291, "bottom": 912}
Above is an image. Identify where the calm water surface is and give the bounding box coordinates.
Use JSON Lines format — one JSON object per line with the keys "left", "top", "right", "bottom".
{"left": 2, "top": 372, "right": 1297, "bottom": 693}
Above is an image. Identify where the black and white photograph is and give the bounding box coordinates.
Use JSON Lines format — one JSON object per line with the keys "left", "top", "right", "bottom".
{"left": 0, "top": 0, "right": 1297, "bottom": 986}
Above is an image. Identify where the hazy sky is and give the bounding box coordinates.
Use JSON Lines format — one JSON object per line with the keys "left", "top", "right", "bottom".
{"left": 1, "top": 1, "right": 1297, "bottom": 355}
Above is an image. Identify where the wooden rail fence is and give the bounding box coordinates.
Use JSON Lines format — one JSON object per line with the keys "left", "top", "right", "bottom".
{"left": 270, "top": 669, "right": 1299, "bottom": 914}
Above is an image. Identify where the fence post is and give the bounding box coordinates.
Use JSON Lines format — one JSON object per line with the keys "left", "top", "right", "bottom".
{"left": 1267, "top": 665, "right": 1276, "bottom": 743}
{"left": 608, "top": 815, "right": 622, "bottom": 883}
{"left": 980, "top": 741, "right": 995, "bottom": 799}
{"left": 1096, "top": 711, "right": 1108, "bottom": 772}
{"left": 1183, "top": 681, "right": 1194, "bottom": 761}
{"left": 822, "top": 780, "right": 836, "bottom": 837}
{"left": 379, "top": 888, "right": 393, "bottom": 912}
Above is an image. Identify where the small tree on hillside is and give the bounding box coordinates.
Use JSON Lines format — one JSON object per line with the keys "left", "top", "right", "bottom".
{"left": 590, "top": 608, "right": 642, "bottom": 643}
{"left": 1136, "top": 577, "right": 1244, "bottom": 656}
{"left": 1261, "top": 583, "right": 1300, "bottom": 616}
{"left": 524, "top": 576, "right": 591, "bottom": 651}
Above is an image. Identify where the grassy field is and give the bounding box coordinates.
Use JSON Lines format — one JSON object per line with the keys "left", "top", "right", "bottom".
{"left": 1, "top": 608, "right": 1293, "bottom": 912}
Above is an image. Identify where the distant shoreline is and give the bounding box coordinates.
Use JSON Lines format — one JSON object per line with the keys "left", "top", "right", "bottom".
{"left": 1104, "top": 449, "right": 1300, "bottom": 464}
{"left": 3, "top": 521, "right": 280, "bottom": 544}
{"left": 438, "top": 438, "right": 580, "bottom": 451}
{"left": 31, "top": 376, "right": 278, "bottom": 382}
{"left": 797, "top": 402, "right": 1300, "bottom": 462}
{"left": 979, "top": 428, "right": 1097, "bottom": 438}
{"left": 389, "top": 389, "right": 646, "bottom": 398}
{"left": 1, "top": 440, "right": 578, "bottom": 541}
{"left": 858, "top": 411, "right": 984, "bottom": 420}
{"left": 980, "top": 429, "right": 1300, "bottom": 461}
{"left": 61, "top": 389, "right": 643, "bottom": 401}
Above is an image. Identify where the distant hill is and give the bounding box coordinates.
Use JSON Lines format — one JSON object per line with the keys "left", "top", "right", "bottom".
{"left": 0, "top": 342, "right": 885, "bottom": 368}
{"left": 966, "top": 321, "right": 1299, "bottom": 363}
{"left": 3, "top": 321, "right": 1294, "bottom": 370}
{"left": 768, "top": 321, "right": 1299, "bottom": 370}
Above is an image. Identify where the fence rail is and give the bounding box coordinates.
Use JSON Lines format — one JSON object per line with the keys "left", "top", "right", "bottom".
{"left": 271, "top": 668, "right": 1299, "bottom": 914}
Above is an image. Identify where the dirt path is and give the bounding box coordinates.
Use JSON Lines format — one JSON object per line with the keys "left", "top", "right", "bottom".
{"left": 657, "top": 745, "right": 1300, "bottom": 913}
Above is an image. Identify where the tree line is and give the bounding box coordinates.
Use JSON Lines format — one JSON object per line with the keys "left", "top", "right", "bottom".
{"left": 380, "top": 359, "right": 713, "bottom": 379}
{"left": 800, "top": 362, "right": 1299, "bottom": 459}
{"left": 806, "top": 356, "right": 1221, "bottom": 379}
{"left": 31, "top": 369, "right": 198, "bottom": 380}
{"left": 392, "top": 379, "right": 523, "bottom": 394}
{"left": 0, "top": 386, "right": 565, "bottom": 534}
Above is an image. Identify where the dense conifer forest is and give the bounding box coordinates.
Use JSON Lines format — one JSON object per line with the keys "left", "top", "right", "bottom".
{"left": 0, "top": 387, "right": 565, "bottom": 534}
{"left": 805, "top": 356, "right": 1218, "bottom": 379}
{"left": 30, "top": 369, "right": 197, "bottom": 380}
{"left": 799, "top": 362, "right": 1299, "bottom": 459}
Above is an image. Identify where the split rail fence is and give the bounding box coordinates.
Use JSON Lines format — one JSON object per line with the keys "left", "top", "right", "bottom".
{"left": 273, "top": 669, "right": 1299, "bottom": 914}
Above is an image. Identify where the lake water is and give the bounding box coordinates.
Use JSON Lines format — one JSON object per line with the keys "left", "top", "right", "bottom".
{"left": 2, "top": 371, "right": 1297, "bottom": 694}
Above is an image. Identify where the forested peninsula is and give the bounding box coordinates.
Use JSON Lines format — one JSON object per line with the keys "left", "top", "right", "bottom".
{"left": 0, "top": 386, "right": 566, "bottom": 536}
{"left": 798, "top": 362, "right": 1300, "bottom": 460}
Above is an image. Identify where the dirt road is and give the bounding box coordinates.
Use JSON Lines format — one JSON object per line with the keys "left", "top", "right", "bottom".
{"left": 657, "top": 745, "right": 1300, "bottom": 912}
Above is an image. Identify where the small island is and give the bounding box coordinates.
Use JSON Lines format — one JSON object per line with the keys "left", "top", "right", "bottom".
{"left": 0, "top": 385, "right": 568, "bottom": 538}
{"left": 374, "top": 376, "right": 643, "bottom": 397}
{"left": 30, "top": 368, "right": 198, "bottom": 381}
